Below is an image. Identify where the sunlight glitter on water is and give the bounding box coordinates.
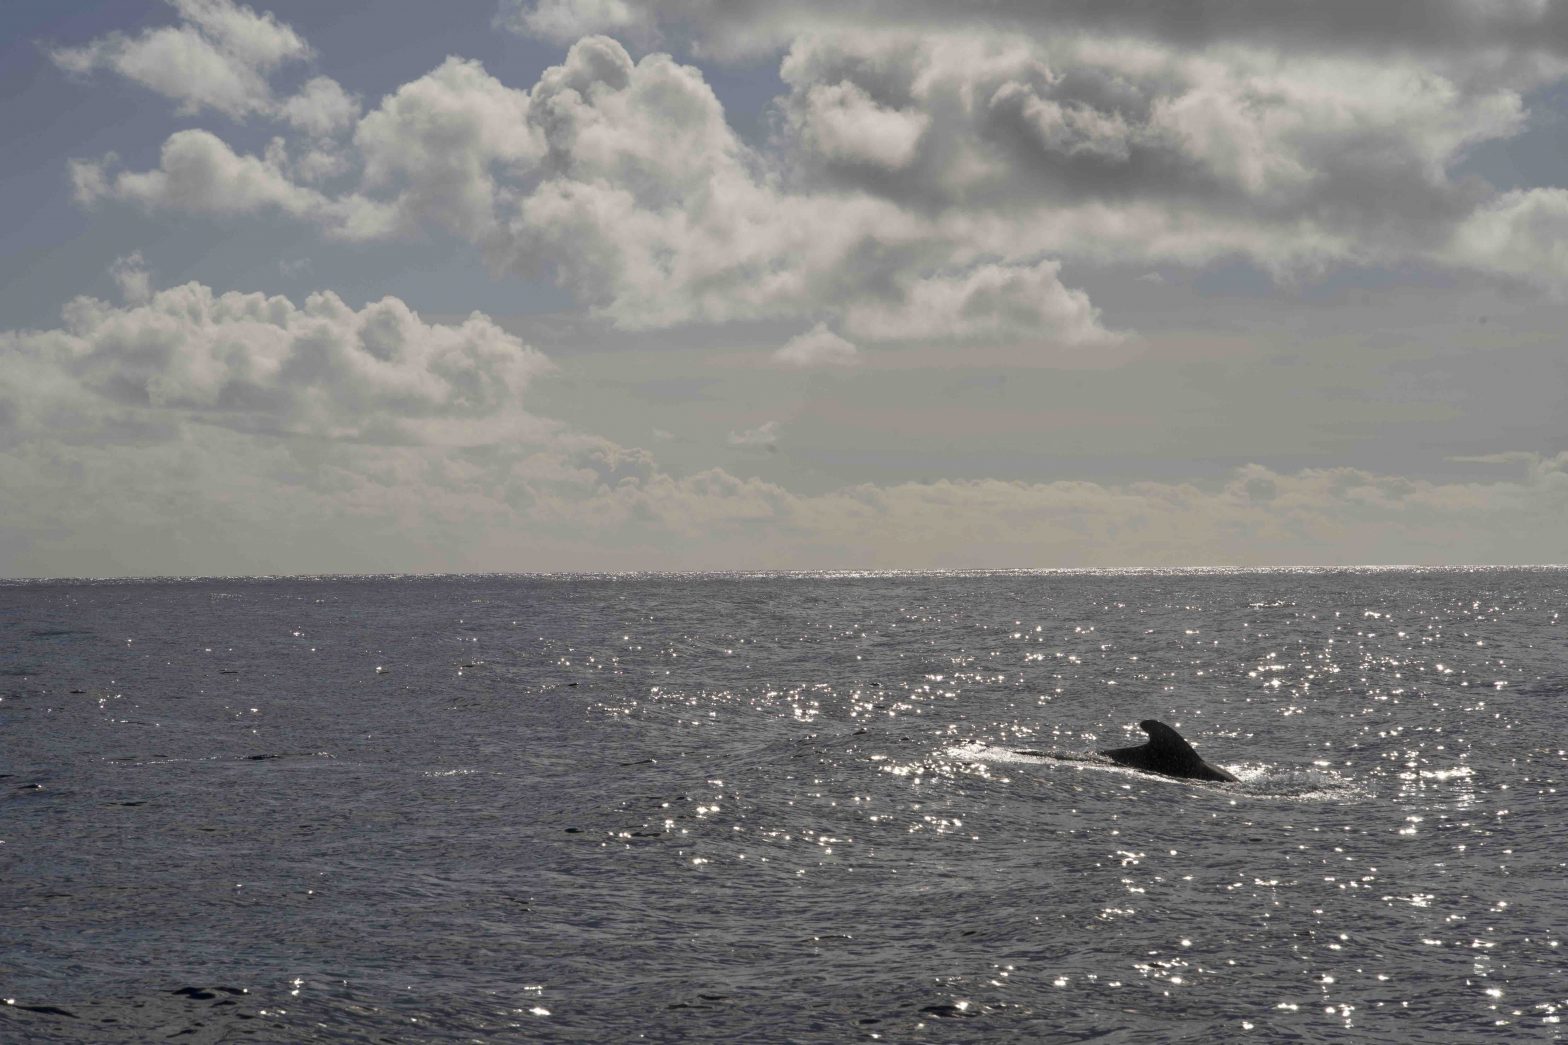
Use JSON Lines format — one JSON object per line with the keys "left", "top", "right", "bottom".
{"left": 4, "top": 568, "right": 1567, "bottom": 1041}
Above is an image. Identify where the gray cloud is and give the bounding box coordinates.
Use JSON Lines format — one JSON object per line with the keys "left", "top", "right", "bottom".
{"left": 776, "top": 29, "right": 1524, "bottom": 250}
{"left": 526, "top": 0, "right": 1568, "bottom": 62}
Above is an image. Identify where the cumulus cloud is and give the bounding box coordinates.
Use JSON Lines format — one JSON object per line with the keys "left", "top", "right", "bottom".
{"left": 502, "top": 36, "right": 851, "bottom": 326}
{"left": 772, "top": 323, "right": 859, "bottom": 367}
{"left": 56, "top": 3, "right": 1568, "bottom": 345}
{"left": 5, "top": 279, "right": 550, "bottom": 443}
{"left": 353, "top": 56, "right": 541, "bottom": 240}
{"left": 65, "top": 33, "right": 1104, "bottom": 340}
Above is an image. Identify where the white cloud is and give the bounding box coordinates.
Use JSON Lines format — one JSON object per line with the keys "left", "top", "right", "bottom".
{"left": 68, "top": 35, "right": 1016, "bottom": 332}
{"left": 109, "top": 252, "right": 152, "bottom": 305}
{"left": 497, "top": 0, "right": 655, "bottom": 45}
{"left": 788, "top": 80, "right": 930, "bottom": 171}
{"left": 280, "top": 75, "right": 362, "bottom": 137}
{"left": 727, "top": 420, "right": 781, "bottom": 450}
{"left": 498, "top": 37, "right": 949, "bottom": 328}
{"left": 76, "top": 129, "right": 327, "bottom": 217}
{"left": 529, "top": 37, "right": 743, "bottom": 198}
{"left": 1447, "top": 188, "right": 1568, "bottom": 293}
{"left": 51, "top": 0, "right": 311, "bottom": 119}
{"left": 69, "top": 131, "right": 398, "bottom": 239}
{"left": 842, "top": 260, "right": 1121, "bottom": 345}
{"left": 353, "top": 57, "right": 542, "bottom": 240}
{"left": 169, "top": 0, "right": 310, "bottom": 69}
{"left": 772, "top": 323, "right": 859, "bottom": 367}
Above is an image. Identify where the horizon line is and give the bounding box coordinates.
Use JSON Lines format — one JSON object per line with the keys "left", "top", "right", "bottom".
{"left": 4, "top": 563, "right": 1566, "bottom": 585}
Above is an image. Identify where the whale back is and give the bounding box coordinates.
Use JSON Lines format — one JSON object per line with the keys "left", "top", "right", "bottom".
{"left": 1099, "top": 719, "right": 1238, "bottom": 782}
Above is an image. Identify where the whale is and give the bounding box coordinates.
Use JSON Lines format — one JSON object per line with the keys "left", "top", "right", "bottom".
{"left": 1097, "top": 719, "right": 1238, "bottom": 782}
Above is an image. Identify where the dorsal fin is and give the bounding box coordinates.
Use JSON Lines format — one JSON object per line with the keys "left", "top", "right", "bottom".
{"left": 1098, "top": 718, "right": 1238, "bottom": 782}
{"left": 1139, "top": 719, "right": 1196, "bottom": 754}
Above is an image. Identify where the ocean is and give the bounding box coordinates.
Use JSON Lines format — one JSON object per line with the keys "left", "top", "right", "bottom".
{"left": 2, "top": 568, "right": 1565, "bottom": 1042}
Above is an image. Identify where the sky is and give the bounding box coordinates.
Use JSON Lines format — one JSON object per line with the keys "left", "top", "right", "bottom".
{"left": 2, "top": 0, "right": 1567, "bottom": 576}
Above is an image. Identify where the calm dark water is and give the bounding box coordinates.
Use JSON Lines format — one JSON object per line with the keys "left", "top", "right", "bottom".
{"left": 2, "top": 569, "right": 1566, "bottom": 1042}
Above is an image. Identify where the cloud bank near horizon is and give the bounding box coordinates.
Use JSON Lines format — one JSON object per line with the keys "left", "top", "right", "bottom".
{"left": 6, "top": 271, "right": 1566, "bottom": 576}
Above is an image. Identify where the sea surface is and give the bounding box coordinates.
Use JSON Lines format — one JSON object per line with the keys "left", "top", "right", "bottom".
{"left": 2, "top": 568, "right": 1566, "bottom": 1043}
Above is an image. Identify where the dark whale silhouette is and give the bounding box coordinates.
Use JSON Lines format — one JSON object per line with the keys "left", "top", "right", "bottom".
{"left": 1098, "top": 719, "right": 1238, "bottom": 782}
